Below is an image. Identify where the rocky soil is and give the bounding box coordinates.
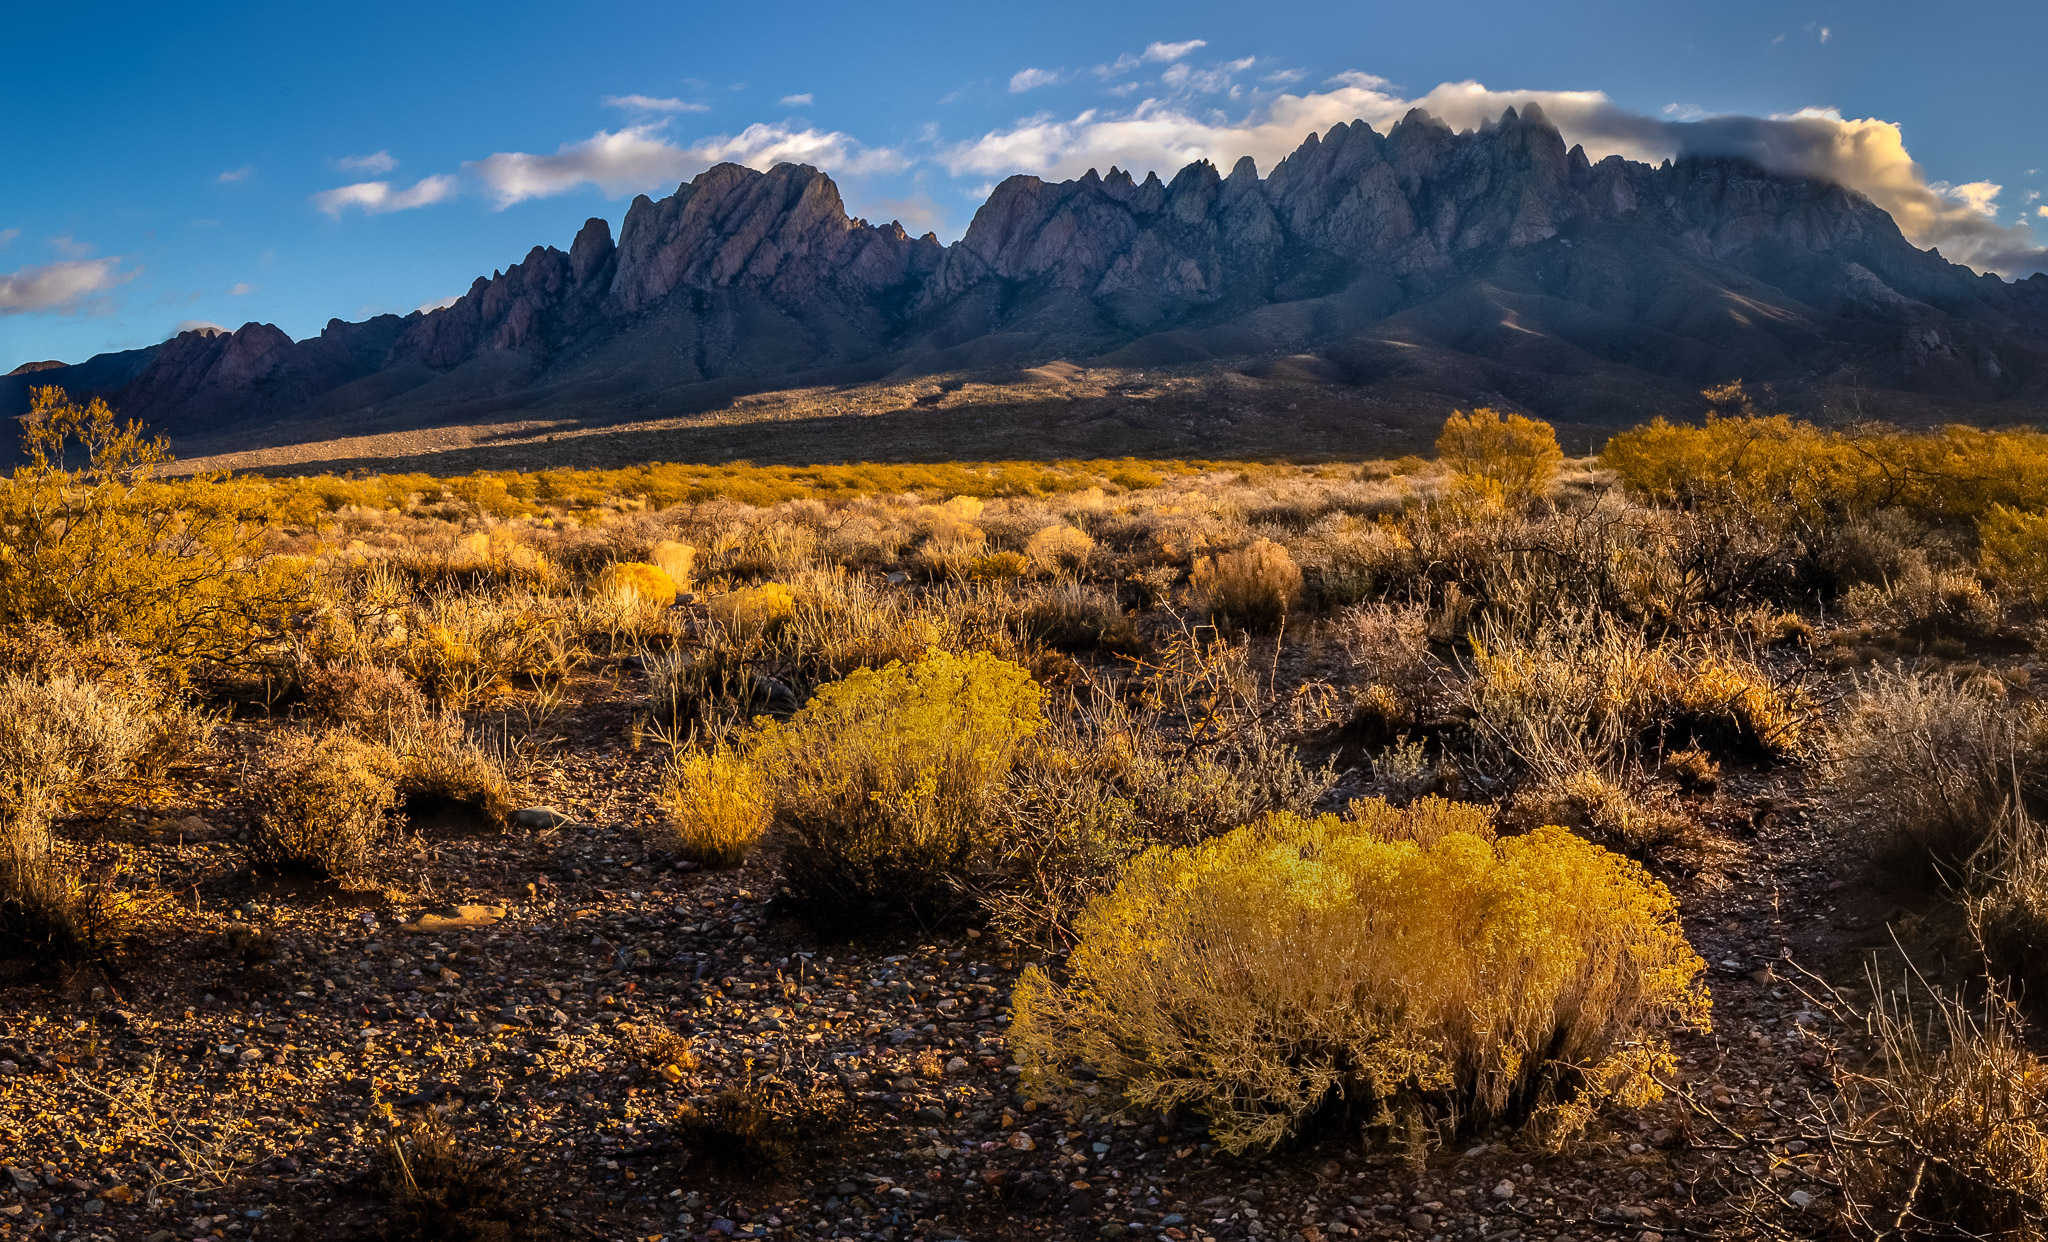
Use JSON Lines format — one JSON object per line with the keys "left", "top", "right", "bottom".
{"left": 0, "top": 658, "right": 1989, "bottom": 1242}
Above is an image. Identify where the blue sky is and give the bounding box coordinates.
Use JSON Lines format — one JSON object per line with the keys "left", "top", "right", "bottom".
{"left": 5, "top": 0, "right": 2045, "bottom": 370}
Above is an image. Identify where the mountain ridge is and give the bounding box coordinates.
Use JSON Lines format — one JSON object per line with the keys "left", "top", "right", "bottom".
{"left": 12, "top": 103, "right": 2048, "bottom": 464}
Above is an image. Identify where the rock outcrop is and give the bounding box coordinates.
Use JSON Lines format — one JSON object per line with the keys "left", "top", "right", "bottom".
{"left": 10, "top": 105, "right": 2048, "bottom": 443}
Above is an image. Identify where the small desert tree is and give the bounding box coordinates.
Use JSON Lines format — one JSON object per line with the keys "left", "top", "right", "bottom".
{"left": 0, "top": 387, "right": 306, "bottom": 681}
{"left": 1436, "top": 406, "right": 1564, "bottom": 503}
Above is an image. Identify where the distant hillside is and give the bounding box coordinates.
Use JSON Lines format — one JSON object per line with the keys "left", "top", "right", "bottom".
{"left": 11, "top": 102, "right": 2048, "bottom": 471}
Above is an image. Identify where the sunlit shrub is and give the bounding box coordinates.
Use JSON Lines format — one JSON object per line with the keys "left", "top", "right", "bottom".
{"left": 1980, "top": 505, "right": 2048, "bottom": 605}
{"left": 246, "top": 729, "right": 402, "bottom": 876}
{"left": 656, "top": 744, "right": 771, "bottom": 867}
{"left": 755, "top": 649, "right": 1045, "bottom": 922}
{"left": 1192, "top": 538, "right": 1301, "bottom": 630}
{"left": 1603, "top": 407, "right": 2048, "bottom": 530}
{"left": 599, "top": 560, "right": 679, "bottom": 608}
{"left": 1025, "top": 524, "right": 1096, "bottom": 576}
{"left": 967, "top": 550, "right": 1030, "bottom": 582}
{"left": 1010, "top": 803, "right": 1710, "bottom": 1153}
{"left": 0, "top": 388, "right": 306, "bottom": 681}
{"left": 706, "top": 583, "right": 797, "bottom": 637}
{"left": 1436, "top": 406, "right": 1563, "bottom": 503}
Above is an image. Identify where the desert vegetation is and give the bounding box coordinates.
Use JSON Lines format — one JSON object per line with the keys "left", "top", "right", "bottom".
{"left": 6, "top": 383, "right": 2048, "bottom": 1239}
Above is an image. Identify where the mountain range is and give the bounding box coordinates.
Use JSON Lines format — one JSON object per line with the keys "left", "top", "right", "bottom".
{"left": 10, "top": 103, "right": 2048, "bottom": 469}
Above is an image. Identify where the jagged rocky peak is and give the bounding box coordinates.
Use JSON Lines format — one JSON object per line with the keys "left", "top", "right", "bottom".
{"left": 10, "top": 105, "right": 2046, "bottom": 438}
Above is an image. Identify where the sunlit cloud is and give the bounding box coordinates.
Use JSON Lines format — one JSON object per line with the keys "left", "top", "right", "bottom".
{"left": 603, "top": 94, "right": 709, "bottom": 113}
{"left": 1009, "top": 68, "right": 1059, "bottom": 93}
{"left": 778, "top": 93, "right": 814, "bottom": 108}
{"left": 416, "top": 295, "right": 462, "bottom": 314}
{"left": 217, "top": 166, "right": 254, "bottom": 183}
{"left": 312, "top": 174, "right": 457, "bottom": 216}
{"left": 0, "top": 257, "right": 134, "bottom": 315}
{"left": 1142, "top": 40, "right": 1206, "bottom": 63}
{"left": 336, "top": 150, "right": 398, "bottom": 174}
{"left": 469, "top": 123, "right": 906, "bottom": 208}
{"left": 172, "top": 320, "right": 228, "bottom": 336}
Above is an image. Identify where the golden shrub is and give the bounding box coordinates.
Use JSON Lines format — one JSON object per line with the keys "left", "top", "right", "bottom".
{"left": 1191, "top": 538, "right": 1302, "bottom": 630}
{"left": 1603, "top": 408, "right": 2048, "bottom": 529}
{"left": 1010, "top": 803, "right": 1709, "bottom": 1153}
{"left": 1436, "top": 406, "right": 1564, "bottom": 503}
{"left": 1980, "top": 505, "right": 2048, "bottom": 604}
{"left": 753, "top": 648, "right": 1045, "bottom": 921}
{"left": 1025, "top": 524, "right": 1096, "bottom": 575}
{"left": 967, "top": 550, "right": 1030, "bottom": 582}
{"left": 0, "top": 388, "right": 306, "bottom": 680}
{"left": 246, "top": 730, "right": 403, "bottom": 876}
{"left": 657, "top": 744, "right": 772, "bottom": 867}
{"left": 599, "top": 560, "right": 679, "bottom": 607}
{"left": 706, "top": 583, "right": 797, "bottom": 636}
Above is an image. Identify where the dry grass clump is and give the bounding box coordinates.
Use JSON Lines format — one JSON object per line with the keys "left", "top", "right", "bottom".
{"left": 1813, "top": 981, "right": 2048, "bottom": 1240}
{"left": 245, "top": 729, "right": 402, "bottom": 877}
{"left": 375, "top": 1113, "right": 535, "bottom": 1242}
{"left": 1466, "top": 613, "right": 1810, "bottom": 771}
{"left": 1025, "top": 524, "right": 1096, "bottom": 576}
{"left": 301, "top": 661, "right": 429, "bottom": 735}
{"left": 1825, "top": 668, "right": 2043, "bottom": 878}
{"left": 753, "top": 649, "right": 1045, "bottom": 924}
{"left": 1842, "top": 552, "right": 2001, "bottom": 643}
{"left": 1337, "top": 602, "right": 1440, "bottom": 738}
{"left": 1508, "top": 768, "right": 1695, "bottom": 851}
{"left": 0, "top": 674, "right": 159, "bottom": 955}
{"left": 656, "top": 744, "right": 772, "bottom": 867}
{"left": 1191, "top": 537, "right": 1301, "bottom": 631}
{"left": 1010, "top": 801, "right": 1709, "bottom": 1153}
{"left": 1015, "top": 581, "right": 1138, "bottom": 653}
{"left": 391, "top": 713, "right": 521, "bottom": 829}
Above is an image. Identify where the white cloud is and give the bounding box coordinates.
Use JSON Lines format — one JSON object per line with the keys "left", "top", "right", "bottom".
{"left": 779, "top": 93, "right": 814, "bottom": 108}
{"left": 603, "top": 94, "right": 709, "bottom": 113}
{"left": 218, "top": 166, "right": 254, "bottom": 183}
{"left": 1009, "top": 68, "right": 1059, "bottom": 93}
{"left": 1932, "top": 180, "right": 2003, "bottom": 217}
{"left": 1094, "top": 53, "right": 1141, "bottom": 77}
{"left": 416, "top": 295, "right": 462, "bottom": 314}
{"left": 470, "top": 123, "right": 906, "bottom": 208}
{"left": 0, "top": 257, "right": 133, "bottom": 315}
{"left": 172, "top": 320, "right": 229, "bottom": 336}
{"left": 942, "top": 77, "right": 2048, "bottom": 276}
{"left": 336, "top": 150, "right": 398, "bottom": 174}
{"left": 2039, "top": 206, "right": 2048, "bottom": 220}
{"left": 1161, "top": 56, "right": 1256, "bottom": 95}
{"left": 1142, "top": 40, "right": 1206, "bottom": 63}
{"left": 0, "top": 228, "right": 17, "bottom": 249}
{"left": 228, "top": 281, "right": 255, "bottom": 296}
{"left": 1263, "top": 69, "right": 1307, "bottom": 85}
{"left": 312, "top": 174, "right": 457, "bottom": 216}
{"left": 1820, "top": 25, "right": 1832, "bottom": 42}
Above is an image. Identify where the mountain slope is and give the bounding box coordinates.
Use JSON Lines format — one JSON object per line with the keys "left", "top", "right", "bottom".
{"left": 11, "top": 104, "right": 2048, "bottom": 464}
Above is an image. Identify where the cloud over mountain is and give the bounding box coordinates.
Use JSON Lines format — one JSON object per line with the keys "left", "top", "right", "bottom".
{"left": 945, "top": 77, "right": 2048, "bottom": 277}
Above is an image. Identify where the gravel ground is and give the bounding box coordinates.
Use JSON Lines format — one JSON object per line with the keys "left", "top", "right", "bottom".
{"left": 0, "top": 659, "right": 1995, "bottom": 1242}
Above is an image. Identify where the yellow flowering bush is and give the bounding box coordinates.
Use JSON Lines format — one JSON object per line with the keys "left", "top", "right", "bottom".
{"left": 657, "top": 744, "right": 772, "bottom": 867}
{"left": 706, "top": 583, "right": 797, "bottom": 636}
{"left": 753, "top": 649, "right": 1045, "bottom": 921}
{"left": 1010, "top": 800, "right": 1710, "bottom": 1153}
{"left": 1980, "top": 504, "right": 2048, "bottom": 604}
